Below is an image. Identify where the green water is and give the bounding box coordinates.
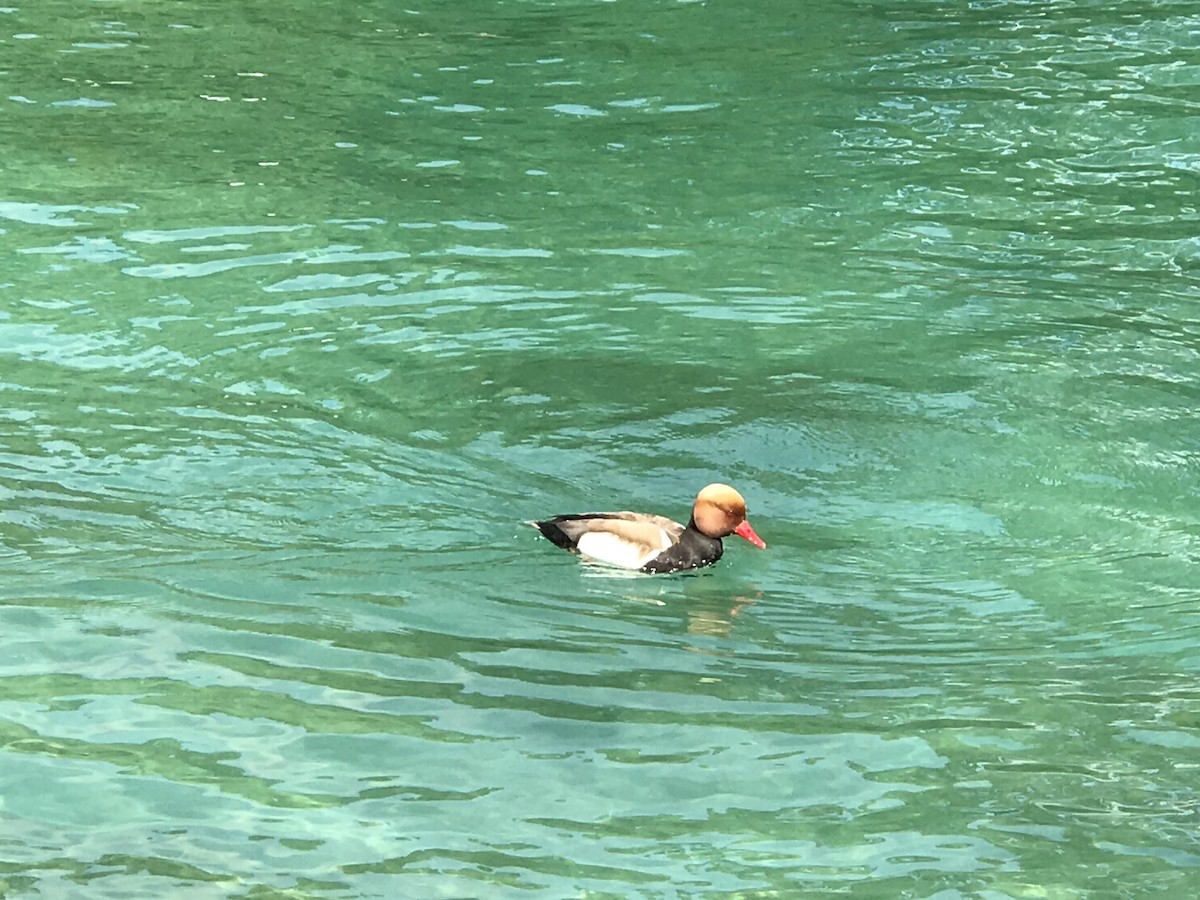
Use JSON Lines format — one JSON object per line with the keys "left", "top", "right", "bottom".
{"left": 3, "top": 0, "right": 1200, "bottom": 896}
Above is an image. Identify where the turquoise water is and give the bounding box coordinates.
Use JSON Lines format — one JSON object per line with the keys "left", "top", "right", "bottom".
{"left": 3, "top": 0, "right": 1200, "bottom": 896}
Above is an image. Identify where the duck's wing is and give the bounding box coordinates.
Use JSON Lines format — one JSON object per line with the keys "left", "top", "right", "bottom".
{"left": 529, "top": 512, "right": 684, "bottom": 569}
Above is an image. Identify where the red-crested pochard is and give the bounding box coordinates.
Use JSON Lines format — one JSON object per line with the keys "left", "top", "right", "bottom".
{"left": 528, "top": 483, "right": 766, "bottom": 574}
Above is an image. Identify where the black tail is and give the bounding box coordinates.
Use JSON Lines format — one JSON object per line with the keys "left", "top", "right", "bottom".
{"left": 527, "top": 518, "right": 580, "bottom": 552}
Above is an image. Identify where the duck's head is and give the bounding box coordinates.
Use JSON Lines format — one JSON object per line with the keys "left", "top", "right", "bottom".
{"left": 692, "top": 483, "right": 766, "bottom": 548}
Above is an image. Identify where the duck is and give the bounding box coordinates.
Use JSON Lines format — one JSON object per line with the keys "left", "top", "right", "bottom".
{"left": 527, "top": 483, "right": 766, "bottom": 574}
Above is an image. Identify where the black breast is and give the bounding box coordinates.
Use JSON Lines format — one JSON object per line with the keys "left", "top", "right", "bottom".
{"left": 639, "top": 527, "right": 723, "bottom": 574}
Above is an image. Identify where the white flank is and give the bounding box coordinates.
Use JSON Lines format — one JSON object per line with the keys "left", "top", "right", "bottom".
{"left": 576, "top": 528, "right": 670, "bottom": 570}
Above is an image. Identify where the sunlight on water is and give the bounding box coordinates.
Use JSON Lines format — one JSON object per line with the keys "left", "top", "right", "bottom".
{"left": 2, "top": 0, "right": 1200, "bottom": 896}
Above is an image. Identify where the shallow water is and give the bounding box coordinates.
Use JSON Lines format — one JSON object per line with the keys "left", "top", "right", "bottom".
{"left": 3, "top": 0, "right": 1200, "bottom": 897}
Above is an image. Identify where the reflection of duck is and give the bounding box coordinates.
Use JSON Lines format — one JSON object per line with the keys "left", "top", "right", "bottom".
{"left": 528, "top": 483, "right": 766, "bottom": 574}
{"left": 687, "top": 594, "right": 758, "bottom": 639}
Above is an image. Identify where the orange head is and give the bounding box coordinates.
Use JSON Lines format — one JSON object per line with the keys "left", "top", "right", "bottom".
{"left": 692, "top": 483, "right": 766, "bottom": 548}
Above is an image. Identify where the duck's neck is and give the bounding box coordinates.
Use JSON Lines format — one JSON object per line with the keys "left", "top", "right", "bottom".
{"left": 685, "top": 517, "right": 722, "bottom": 543}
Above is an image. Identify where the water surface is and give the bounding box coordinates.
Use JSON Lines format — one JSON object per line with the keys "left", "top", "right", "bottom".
{"left": 3, "top": 0, "right": 1200, "bottom": 897}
